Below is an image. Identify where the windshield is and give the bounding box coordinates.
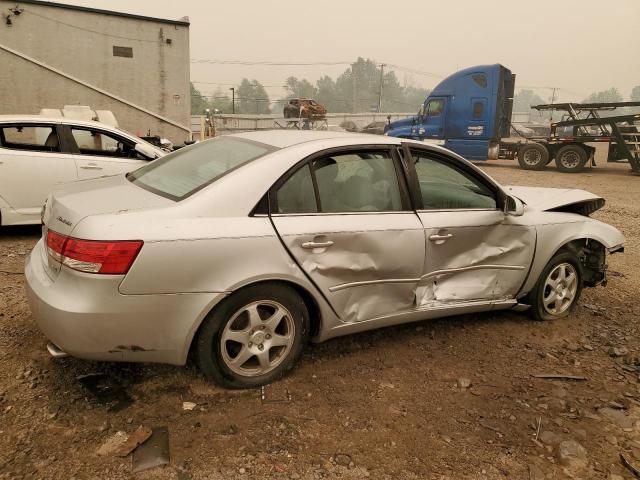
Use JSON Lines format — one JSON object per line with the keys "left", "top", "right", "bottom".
{"left": 128, "top": 136, "right": 274, "bottom": 200}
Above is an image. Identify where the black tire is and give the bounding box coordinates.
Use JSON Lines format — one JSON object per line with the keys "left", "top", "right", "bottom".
{"left": 528, "top": 252, "right": 583, "bottom": 321}
{"left": 195, "top": 283, "right": 310, "bottom": 389}
{"left": 555, "top": 145, "right": 588, "bottom": 173}
{"left": 517, "top": 143, "right": 549, "bottom": 170}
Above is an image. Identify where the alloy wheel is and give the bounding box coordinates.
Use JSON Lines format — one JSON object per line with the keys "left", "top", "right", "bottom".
{"left": 542, "top": 262, "right": 578, "bottom": 315}
{"left": 220, "top": 300, "right": 295, "bottom": 377}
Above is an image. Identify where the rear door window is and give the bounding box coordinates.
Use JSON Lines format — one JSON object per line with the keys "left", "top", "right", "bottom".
{"left": 274, "top": 149, "right": 405, "bottom": 214}
{"left": 0, "top": 124, "right": 61, "bottom": 152}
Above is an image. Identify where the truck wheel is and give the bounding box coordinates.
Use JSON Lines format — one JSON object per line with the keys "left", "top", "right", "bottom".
{"left": 555, "top": 145, "right": 587, "bottom": 173}
{"left": 517, "top": 143, "right": 549, "bottom": 170}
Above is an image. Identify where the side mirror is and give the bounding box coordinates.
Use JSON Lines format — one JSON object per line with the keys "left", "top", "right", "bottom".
{"left": 135, "top": 143, "right": 159, "bottom": 159}
{"left": 505, "top": 195, "right": 525, "bottom": 216}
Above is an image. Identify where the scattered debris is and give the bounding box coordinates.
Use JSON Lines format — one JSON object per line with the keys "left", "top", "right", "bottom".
{"left": 610, "top": 347, "right": 630, "bottom": 358}
{"left": 96, "top": 431, "right": 128, "bottom": 456}
{"left": 182, "top": 402, "right": 197, "bottom": 411}
{"left": 334, "top": 453, "right": 352, "bottom": 467}
{"left": 457, "top": 377, "right": 472, "bottom": 389}
{"left": 77, "top": 373, "right": 133, "bottom": 412}
{"left": 531, "top": 374, "right": 587, "bottom": 381}
{"left": 539, "top": 430, "right": 562, "bottom": 447}
{"left": 557, "top": 439, "right": 588, "bottom": 469}
{"left": 112, "top": 425, "right": 152, "bottom": 457}
{"left": 620, "top": 453, "right": 640, "bottom": 478}
{"left": 260, "top": 385, "right": 292, "bottom": 404}
{"left": 598, "top": 407, "right": 635, "bottom": 430}
{"left": 132, "top": 426, "right": 170, "bottom": 473}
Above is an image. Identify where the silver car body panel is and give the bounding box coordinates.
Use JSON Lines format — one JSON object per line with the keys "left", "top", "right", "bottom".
{"left": 272, "top": 212, "right": 425, "bottom": 323}
{"left": 25, "top": 131, "right": 625, "bottom": 365}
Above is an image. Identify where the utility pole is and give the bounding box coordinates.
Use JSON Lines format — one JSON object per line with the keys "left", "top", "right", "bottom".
{"left": 549, "top": 87, "right": 556, "bottom": 123}
{"left": 377, "top": 63, "right": 385, "bottom": 113}
{"left": 229, "top": 87, "right": 235, "bottom": 114}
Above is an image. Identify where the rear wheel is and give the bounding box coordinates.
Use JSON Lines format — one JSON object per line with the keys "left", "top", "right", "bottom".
{"left": 517, "top": 143, "right": 549, "bottom": 170}
{"left": 528, "top": 252, "right": 583, "bottom": 321}
{"left": 195, "top": 284, "right": 310, "bottom": 388}
{"left": 555, "top": 145, "right": 588, "bottom": 173}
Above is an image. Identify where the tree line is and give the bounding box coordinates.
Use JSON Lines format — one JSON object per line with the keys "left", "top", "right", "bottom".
{"left": 191, "top": 57, "right": 430, "bottom": 115}
{"left": 192, "top": 58, "right": 640, "bottom": 117}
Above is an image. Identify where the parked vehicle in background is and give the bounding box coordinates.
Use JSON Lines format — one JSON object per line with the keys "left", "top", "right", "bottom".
{"left": 384, "top": 64, "right": 640, "bottom": 174}
{"left": 283, "top": 98, "right": 327, "bottom": 120}
{"left": 0, "top": 116, "right": 164, "bottom": 226}
{"left": 361, "top": 121, "right": 387, "bottom": 135}
{"left": 26, "top": 130, "right": 624, "bottom": 389}
{"left": 385, "top": 64, "right": 515, "bottom": 160}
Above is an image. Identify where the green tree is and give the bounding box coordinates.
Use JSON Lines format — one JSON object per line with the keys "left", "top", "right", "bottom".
{"left": 284, "top": 77, "right": 317, "bottom": 99}
{"left": 513, "top": 89, "right": 546, "bottom": 112}
{"left": 402, "top": 86, "right": 432, "bottom": 112}
{"left": 630, "top": 85, "right": 640, "bottom": 102}
{"left": 190, "top": 82, "right": 208, "bottom": 115}
{"left": 236, "top": 79, "right": 271, "bottom": 114}
{"left": 208, "top": 88, "right": 233, "bottom": 114}
{"left": 583, "top": 87, "right": 623, "bottom": 103}
{"left": 315, "top": 75, "right": 341, "bottom": 112}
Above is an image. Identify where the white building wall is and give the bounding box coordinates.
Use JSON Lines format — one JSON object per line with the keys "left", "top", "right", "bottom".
{"left": 0, "top": 0, "right": 190, "bottom": 142}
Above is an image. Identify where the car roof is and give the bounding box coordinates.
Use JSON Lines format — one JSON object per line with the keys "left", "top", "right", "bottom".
{"left": 0, "top": 115, "right": 120, "bottom": 130}
{"left": 227, "top": 129, "right": 403, "bottom": 149}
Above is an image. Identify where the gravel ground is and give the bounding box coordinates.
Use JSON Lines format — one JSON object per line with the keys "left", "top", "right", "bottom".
{"left": 1, "top": 158, "right": 639, "bottom": 480}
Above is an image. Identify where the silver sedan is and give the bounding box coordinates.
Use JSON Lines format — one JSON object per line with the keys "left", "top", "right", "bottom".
{"left": 25, "top": 131, "right": 624, "bottom": 388}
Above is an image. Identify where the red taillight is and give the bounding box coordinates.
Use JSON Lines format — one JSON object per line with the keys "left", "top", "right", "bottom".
{"left": 46, "top": 230, "right": 142, "bottom": 275}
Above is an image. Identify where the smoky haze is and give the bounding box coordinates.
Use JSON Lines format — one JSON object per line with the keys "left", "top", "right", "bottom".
{"left": 55, "top": 0, "right": 640, "bottom": 105}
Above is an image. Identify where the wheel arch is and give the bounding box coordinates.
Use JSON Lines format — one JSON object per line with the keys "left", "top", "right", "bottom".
{"left": 520, "top": 219, "right": 623, "bottom": 297}
{"left": 184, "top": 278, "right": 324, "bottom": 364}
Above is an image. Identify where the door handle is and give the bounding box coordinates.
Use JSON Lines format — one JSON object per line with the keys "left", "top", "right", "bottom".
{"left": 429, "top": 233, "right": 453, "bottom": 243}
{"left": 301, "top": 240, "right": 334, "bottom": 249}
{"left": 80, "top": 164, "right": 103, "bottom": 170}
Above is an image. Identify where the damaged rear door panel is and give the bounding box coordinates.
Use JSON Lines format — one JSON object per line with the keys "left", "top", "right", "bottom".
{"left": 270, "top": 146, "right": 426, "bottom": 323}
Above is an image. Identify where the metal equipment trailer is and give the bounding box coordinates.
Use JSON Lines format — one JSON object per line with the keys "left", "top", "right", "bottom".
{"left": 504, "top": 101, "right": 640, "bottom": 174}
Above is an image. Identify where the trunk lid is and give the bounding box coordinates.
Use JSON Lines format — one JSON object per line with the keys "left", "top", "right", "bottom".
{"left": 40, "top": 174, "right": 172, "bottom": 280}
{"left": 43, "top": 174, "right": 172, "bottom": 236}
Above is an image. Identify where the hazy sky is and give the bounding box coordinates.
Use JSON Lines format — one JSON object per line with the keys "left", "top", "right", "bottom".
{"left": 56, "top": 0, "right": 640, "bottom": 104}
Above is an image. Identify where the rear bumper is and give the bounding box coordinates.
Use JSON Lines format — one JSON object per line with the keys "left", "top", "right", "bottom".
{"left": 25, "top": 240, "right": 225, "bottom": 365}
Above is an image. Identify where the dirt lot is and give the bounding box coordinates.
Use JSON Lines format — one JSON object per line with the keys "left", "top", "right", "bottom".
{"left": 1, "top": 160, "right": 639, "bottom": 480}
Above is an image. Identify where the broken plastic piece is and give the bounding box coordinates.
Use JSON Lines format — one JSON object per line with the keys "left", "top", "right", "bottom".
{"left": 132, "top": 426, "right": 170, "bottom": 473}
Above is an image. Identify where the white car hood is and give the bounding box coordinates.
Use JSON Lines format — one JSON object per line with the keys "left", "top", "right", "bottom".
{"left": 505, "top": 186, "right": 604, "bottom": 214}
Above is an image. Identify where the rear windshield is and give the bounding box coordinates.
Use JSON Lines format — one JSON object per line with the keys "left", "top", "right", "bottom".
{"left": 128, "top": 137, "right": 274, "bottom": 200}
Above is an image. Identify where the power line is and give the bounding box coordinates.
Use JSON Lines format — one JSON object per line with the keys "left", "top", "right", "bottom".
{"left": 24, "top": 8, "right": 162, "bottom": 43}
{"left": 191, "top": 59, "right": 351, "bottom": 66}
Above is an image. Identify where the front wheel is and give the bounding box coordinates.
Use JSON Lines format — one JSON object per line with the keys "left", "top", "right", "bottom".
{"left": 528, "top": 252, "right": 583, "bottom": 321}
{"left": 195, "top": 284, "right": 310, "bottom": 388}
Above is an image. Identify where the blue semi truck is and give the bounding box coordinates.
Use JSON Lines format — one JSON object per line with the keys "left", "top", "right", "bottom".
{"left": 384, "top": 64, "right": 640, "bottom": 173}
{"left": 384, "top": 64, "right": 515, "bottom": 160}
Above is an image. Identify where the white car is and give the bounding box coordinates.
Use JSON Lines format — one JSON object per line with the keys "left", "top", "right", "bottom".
{"left": 0, "top": 115, "right": 164, "bottom": 226}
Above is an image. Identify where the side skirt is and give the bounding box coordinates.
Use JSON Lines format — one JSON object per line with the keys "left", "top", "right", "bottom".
{"left": 314, "top": 299, "right": 518, "bottom": 342}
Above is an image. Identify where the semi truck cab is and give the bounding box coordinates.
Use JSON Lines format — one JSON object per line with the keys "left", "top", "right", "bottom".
{"left": 385, "top": 64, "right": 515, "bottom": 160}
